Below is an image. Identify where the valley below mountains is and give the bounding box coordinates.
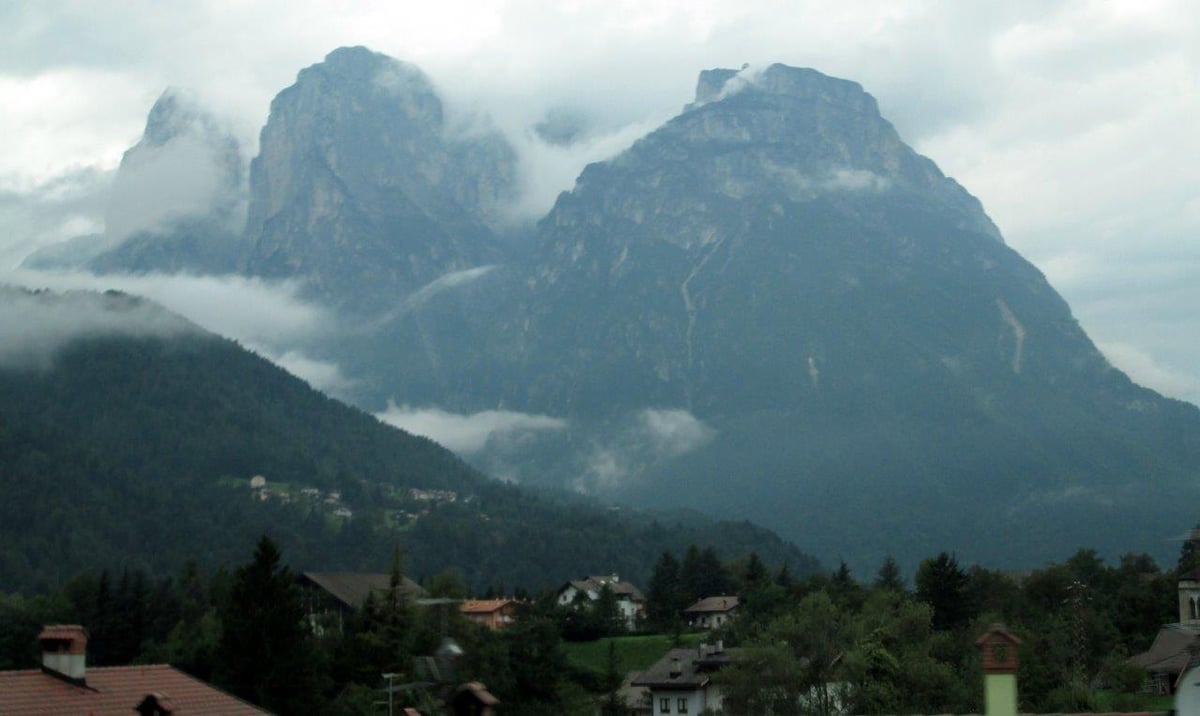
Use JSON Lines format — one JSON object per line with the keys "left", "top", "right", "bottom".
{"left": 19, "top": 46, "right": 1200, "bottom": 573}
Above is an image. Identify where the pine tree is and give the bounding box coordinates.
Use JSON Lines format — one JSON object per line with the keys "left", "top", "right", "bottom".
{"left": 216, "top": 536, "right": 322, "bottom": 713}
{"left": 647, "top": 551, "right": 683, "bottom": 629}
{"left": 914, "top": 552, "right": 971, "bottom": 631}
{"left": 874, "top": 555, "right": 906, "bottom": 592}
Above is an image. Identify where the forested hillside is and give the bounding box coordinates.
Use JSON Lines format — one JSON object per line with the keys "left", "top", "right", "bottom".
{"left": 0, "top": 288, "right": 818, "bottom": 593}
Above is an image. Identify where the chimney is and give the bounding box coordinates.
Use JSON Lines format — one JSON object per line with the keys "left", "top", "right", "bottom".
{"left": 39, "top": 625, "right": 88, "bottom": 684}
{"left": 669, "top": 655, "right": 682, "bottom": 679}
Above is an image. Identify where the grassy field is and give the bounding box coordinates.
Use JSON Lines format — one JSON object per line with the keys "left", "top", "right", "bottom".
{"left": 564, "top": 632, "right": 707, "bottom": 678}
{"left": 1093, "top": 690, "right": 1174, "bottom": 712}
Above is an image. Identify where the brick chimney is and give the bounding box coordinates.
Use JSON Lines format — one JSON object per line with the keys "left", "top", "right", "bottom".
{"left": 38, "top": 625, "right": 88, "bottom": 684}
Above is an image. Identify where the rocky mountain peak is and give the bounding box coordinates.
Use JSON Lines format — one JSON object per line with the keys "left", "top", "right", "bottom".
{"left": 692, "top": 63, "right": 872, "bottom": 111}
{"left": 242, "top": 46, "right": 518, "bottom": 308}
{"left": 294, "top": 46, "right": 443, "bottom": 126}
{"left": 140, "top": 87, "right": 231, "bottom": 147}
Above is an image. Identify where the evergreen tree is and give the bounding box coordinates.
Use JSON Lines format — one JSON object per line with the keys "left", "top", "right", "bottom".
{"left": 216, "top": 536, "right": 322, "bottom": 714}
{"left": 874, "top": 555, "right": 906, "bottom": 592}
{"left": 775, "top": 563, "right": 794, "bottom": 590}
{"left": 646, "top": 551, "right": 684, "bottom": 629}
{"left": 681, "top": 545, "right": 734, "bottom": 601}
{"left": 679, "top": 545, "right": 703, "bottom": 602}
{"left": 741, "top": 552, "right": 770, "bottom": 591}
{"left": 914, "top": 552, "right": 972, "bottom": 631}
{"left": 829, "top": 560, "right": 865, "bottom": 611}
{"left": 595, "top": 584, "right": 624, "bottom": 636}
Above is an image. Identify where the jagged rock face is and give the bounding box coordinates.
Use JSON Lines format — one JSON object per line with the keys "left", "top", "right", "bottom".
{"left": 500, "top": 64, "right": 1090, "bottom": 417}
{"left": 376, "top": 64, "right": 1200, "bottom": 568}
{"left": 242, "top": 46, "right": 518, "bottom": 309}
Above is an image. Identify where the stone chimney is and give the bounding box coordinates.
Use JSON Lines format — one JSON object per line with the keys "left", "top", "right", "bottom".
{"left": 39, "top": 625, "right": 88, "bottom": 684}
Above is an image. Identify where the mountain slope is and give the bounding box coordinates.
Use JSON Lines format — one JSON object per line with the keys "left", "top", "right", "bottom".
{"left": 39, "top": 51, "right": 1200, "bottom": 572}
{"left": 0, "top": 287, "right": 818, "bottom": 593}
{"left": 358, "top": 63, "right": 1200, "bottom": 569}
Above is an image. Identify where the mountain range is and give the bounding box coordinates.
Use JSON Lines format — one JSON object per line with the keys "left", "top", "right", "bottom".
{"left": 21, "top": 46, "right": 1200, "bottom": 572}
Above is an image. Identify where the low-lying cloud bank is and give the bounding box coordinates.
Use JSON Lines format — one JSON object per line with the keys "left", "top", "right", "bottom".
{"left": 1, "top": 268, "right": 328, "bottom": 347}
{"left": 0, "top": 287, "right": 195, "bottom": 368}
{"left": 375, "top": 402, "right": 568, "bottom": 454}
{"left": 0, "top": 267, "right": 355, "bottom": 395}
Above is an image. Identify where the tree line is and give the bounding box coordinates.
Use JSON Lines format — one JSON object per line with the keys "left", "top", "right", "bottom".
{"left": 0, "top": 533, "right": 1187, "bottom": 714}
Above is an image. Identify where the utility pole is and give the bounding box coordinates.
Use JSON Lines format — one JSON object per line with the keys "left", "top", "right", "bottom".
{"left": 382, "top": 672, "right": 397, "bottom": 716}
{"left": 1066, "top": 580, "right": 1089, "bottom": 684}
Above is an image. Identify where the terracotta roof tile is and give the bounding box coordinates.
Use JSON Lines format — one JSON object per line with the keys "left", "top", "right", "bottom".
{"left": 0, "top": 664, "right": 268, "bottom": 715}
{"left": 460, "top": 599, "right": 515, "bottom": 614}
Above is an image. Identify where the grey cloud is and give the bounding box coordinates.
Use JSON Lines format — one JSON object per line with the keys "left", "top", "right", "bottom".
{"left": 398, "top": 265, "right": 497, "bottom": 312}
{"left": 0, "top": 169, "right": 112, "bottom": 268}
{"left": 1098, "top": 342, "right": 1200, "bottom": 407}
{"left": 105, "top": 131, "right": 238, "bottom": 241}
{"left": 1, "top": 268, "right": 330, "bottom": 349}
{"left": 0, "top": 288, "right": 195, "bottom": 368}
{"left": 639, "top": 408, "right": 717, "bottom": 458}
{"left": 254, "top": 346, "right": 356, "bottom": 397}
{"left": 374, "top": 403, "right": 568, "bottom": 455}
{"left": 575, "top": 408, "right": 717, "bottom": 493}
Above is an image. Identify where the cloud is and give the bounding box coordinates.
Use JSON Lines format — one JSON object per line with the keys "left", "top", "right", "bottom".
{"left": 0, "top": 287, "right": 195, "bottom": 368}
{"left": 576, "top": 408, "right": 717, "bottom": 492}
{"left": 501, "top": 117, "right": 671, "bottom": 220}
{"left": 104, "top": 129, "right": 239, "bottom": 241}
{"left": 253, "top": 346, "right": 355, "bottom": 396}
{"left": 0, "top": 268, "right": 330, "bottom": 348}
{"left": 1, "top": 267, "right": 362, "bottom": 399}
{"left": 374, "top": 402, "right": 568, "bottom": 454}
{"left": 1098, "top": 342, "right": 1200, "bottom": 407}
{"left": 397, "top": 265, "right": 497, "bottom": 311}
{"left": 0, "top": 168, "right": 113, "bottom": 269}
{"left": 754, "top": 164, "right": 891, "bottom": 201}
{"left": 640, "top": 408, "right": 717, "bottom": 458}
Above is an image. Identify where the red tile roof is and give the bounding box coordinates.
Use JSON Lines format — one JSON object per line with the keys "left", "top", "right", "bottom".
{"left": 0, "top": 663, "right": 268, "bottom": 715}
{"left": 460, "top": 599, "right": 515, "bottom": 614}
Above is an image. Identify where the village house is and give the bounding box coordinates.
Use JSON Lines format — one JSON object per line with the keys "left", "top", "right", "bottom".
{"left": 459, "top": 599, "right": 519, "bottom": 630}
{"left": 631, "top": 642, "right": 736, "bottom": 715}
{"left": 298, "top": 571, "right": 424, "bottom": 634}
{"left": 0, "top": 625, "right": 266, "bottom": 715}
{"left": 1129, "top": 564, "right": 1200, "bottom": 694}
{"left": 683, "top": 595, "right": 739, "bottom": 629}
{"left": 557, "top": 574, "right": 645, "bottom": 630}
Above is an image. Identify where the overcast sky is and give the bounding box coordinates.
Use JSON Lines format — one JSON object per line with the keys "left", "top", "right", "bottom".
{"left": 2, "top": 0, "right": 1198, "bottom": 404}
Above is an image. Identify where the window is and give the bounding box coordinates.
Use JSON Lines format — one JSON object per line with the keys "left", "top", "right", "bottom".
{"left": 678, "top": 697, "right": 689, "bottom": 713}
{"left": 660, "top": 697, "right": 671, "bottom": 713}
